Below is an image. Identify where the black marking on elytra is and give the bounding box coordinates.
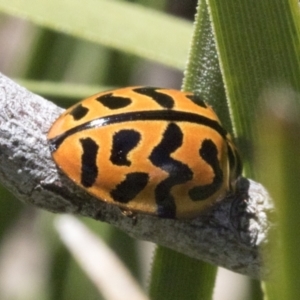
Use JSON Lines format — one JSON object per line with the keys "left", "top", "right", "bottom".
{"left": 110, "top": 172, "right": 149, "bottom": 203}
{"left": 69, "top": 104, "right": 89, "bottom": 120}
{"left": 110, "top": 129, "right": 141, "bottom": 166}
{"left": 186, "top": 94, "right": 207, "bottom": 108}
{"left": 48, "top": 110, "right": 227, "bottom": 152}
{"left": 149, "top": 123, "right": 193, "bottom": 218}
{"left": 96, "top": 93, "right": 132, "bottom": 109}
{"left": 133, "top": 87, "right": 174, "bottom": 109}
{"left": 80, "top": 137, "right": 99, "bottom": 188}
{"left": 189, "top": 139, "right": 223, "bottom": 201}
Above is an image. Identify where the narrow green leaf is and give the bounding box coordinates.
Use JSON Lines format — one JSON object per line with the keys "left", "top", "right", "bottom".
{"left": 23, "top": 29, "right": 78, "bottom": 81}
{"left": 0, "top": 0, "right": 192, "bottom": 69}
{"left": 256, "top": 88, "right": 300, "bottom": 300}
{"left": 206, "top": 0, "right": 300, "bottom": 176}
{"left": 149, "top": 247, "right": 216, "bottom": 300}
{"left": 182, "top": 0, "right": 232, "bottom": 133}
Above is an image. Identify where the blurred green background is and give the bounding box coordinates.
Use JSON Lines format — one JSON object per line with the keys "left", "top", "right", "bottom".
{"left": 0, "top": 0, "right": 278, "bottom": 299}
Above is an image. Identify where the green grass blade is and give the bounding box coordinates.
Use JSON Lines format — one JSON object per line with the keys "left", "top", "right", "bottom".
{"left": 256, "top": 89, "right": 300, "bottom": 299}
{"left": 149, "top": 247, "right": 216, "bottom": 300}
{"left": 0, "top": 0, "right": 192, "bottom": 69}
{"left": 206, "top": 0, "right": 300, "bottom": 176}
{"left": 182, "top": 0, "right": 232, "bottom": 133}
{"left": 23, "top": 29, "right": 78, "bottom": 81}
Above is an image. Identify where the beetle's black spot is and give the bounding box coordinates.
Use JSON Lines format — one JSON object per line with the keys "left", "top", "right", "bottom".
{"left": 133, "top": 87, "right": 174, "bottom": 109}
{"left": 189, "top": 139, "right": 223, "bottom": 201}
{"left": 110, "top": 130, "right": 141, "bottom": 166}
{"left": 69, "top": 104, "right": 89, "bottom": 120}
{"left": 80, "top": 137, "right": 99, "bottom": 188}
{"left": 149, "top": 123, "right": 193, "bottom": 218}
{"left": 186, "top": 94, "right": 207, "bottom": 108}
{"left": 110, "top": 172, "right": 149, "bottom": 203}
{"left": 96, "top": 93, "right": 132, "bottom": 109}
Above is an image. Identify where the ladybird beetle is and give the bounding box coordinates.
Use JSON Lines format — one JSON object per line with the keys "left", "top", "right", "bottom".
{"left": 48, "top": 87, "right": 242, "bottom": 219}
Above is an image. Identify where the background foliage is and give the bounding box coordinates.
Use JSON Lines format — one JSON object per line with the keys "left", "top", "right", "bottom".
{"left": 0, "top": 0, "right": 299, "bottom": 299}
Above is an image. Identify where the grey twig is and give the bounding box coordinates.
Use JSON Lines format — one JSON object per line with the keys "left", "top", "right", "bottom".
{"left": 0, "top": 73, "right": 274, "bottom": 278}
